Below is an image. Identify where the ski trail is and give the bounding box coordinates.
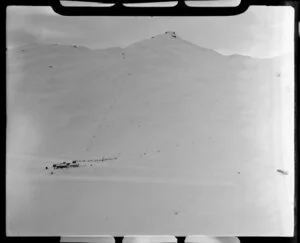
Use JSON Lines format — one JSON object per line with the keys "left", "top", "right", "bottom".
{"left": 86, "top": 75, "right": 127, "bottom": 152}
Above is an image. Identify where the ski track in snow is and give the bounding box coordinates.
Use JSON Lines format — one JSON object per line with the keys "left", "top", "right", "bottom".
{"left": 86, "top": 75, "right": 127, "bottom": 152}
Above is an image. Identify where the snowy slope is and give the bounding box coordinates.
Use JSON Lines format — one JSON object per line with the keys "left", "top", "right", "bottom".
{"left": 6, "top": 32, "right": 294, "bottom": 235}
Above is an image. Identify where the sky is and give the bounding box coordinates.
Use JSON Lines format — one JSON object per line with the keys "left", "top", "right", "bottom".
{"left": 6, "top": 5, "right": 294, "bottom": 58}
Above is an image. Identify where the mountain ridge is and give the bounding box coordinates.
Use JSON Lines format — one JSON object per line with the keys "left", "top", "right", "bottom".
{"left": 9, "top": 30, "right": 290, "bottom": 61}
{"left": 7, "top": 31, "right": 261, "bottom": 60}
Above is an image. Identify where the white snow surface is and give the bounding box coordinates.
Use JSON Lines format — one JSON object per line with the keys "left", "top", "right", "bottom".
{"left": 6, "top": 33, "right": 294, "bottom": 236}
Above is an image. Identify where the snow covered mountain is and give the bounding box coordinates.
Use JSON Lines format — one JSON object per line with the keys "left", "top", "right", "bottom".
{"left": 6, "top": 31, "right": 284, "bottom": 159}
{"left": 6, "top": 31, "right": 294, "bottom": 235}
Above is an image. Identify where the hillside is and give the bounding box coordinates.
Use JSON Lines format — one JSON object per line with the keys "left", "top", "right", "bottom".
{"left": 6, "top": 31, "right": 294, "bottom": 235}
